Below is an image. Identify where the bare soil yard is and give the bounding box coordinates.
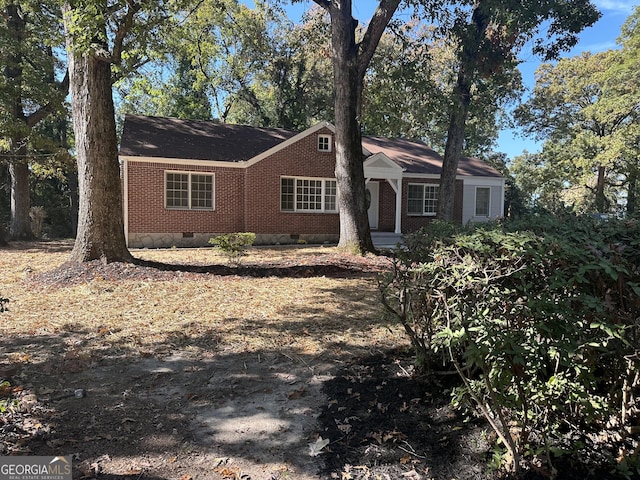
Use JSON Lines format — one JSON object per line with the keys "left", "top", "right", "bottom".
{"left": 1, "top": 241, "right": 497, "bottom": 480}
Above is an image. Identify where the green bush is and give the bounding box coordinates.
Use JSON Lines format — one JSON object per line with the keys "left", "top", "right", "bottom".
{"left": 380, "top": 215, "right": 640, "bottom": 476}
{"left": 209, "top": 232, "right": 256, "bottom": 265}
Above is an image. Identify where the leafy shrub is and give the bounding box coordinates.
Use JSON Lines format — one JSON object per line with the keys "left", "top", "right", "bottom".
{"left": 209, "top": 232, "right": 256, "bottom": 265}
{"left": 380, "top": 215, "right": 640, "bottom": 476}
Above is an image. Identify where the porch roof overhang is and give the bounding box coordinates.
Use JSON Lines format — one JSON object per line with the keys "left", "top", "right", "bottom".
{"left": 363, "top": 153, "right": 404, "bottom": 180}
{"left": 363, "top": 153, "right": 404, "bottom": 234}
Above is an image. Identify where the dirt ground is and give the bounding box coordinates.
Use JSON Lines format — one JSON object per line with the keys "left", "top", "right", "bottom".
{"left": 1, "top": 339, "right": 496, "bottom": 480}
{"left": 1, "top": 241, "right": 631, "bottom": 480}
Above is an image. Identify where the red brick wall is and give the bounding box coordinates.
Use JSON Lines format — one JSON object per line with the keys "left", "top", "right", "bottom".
{"left": 126, "top": 161, "right": 245, "bottom": 234}
{"left": 244, "top": 127, "right": 339, "bottom": 235}
{"left": 377, "top": 178, "right": 464, "bottom": 233}
{"left": 126, "top": 127, "right": 340, "bottom": 238}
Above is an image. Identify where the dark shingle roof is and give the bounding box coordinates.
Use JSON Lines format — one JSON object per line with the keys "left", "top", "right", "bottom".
{"left": 120, "top": 115, "right": 502, "bottom": 178}
{"left": 362, "top": 136, "right": 503, "bottom": 177}
{"left": 120, "top": 114, "right": 297, "bottom": 162}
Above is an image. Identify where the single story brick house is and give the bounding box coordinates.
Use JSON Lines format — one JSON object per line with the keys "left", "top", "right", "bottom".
{"left": 119, "top": 114, "right": 505, "bottom": 248}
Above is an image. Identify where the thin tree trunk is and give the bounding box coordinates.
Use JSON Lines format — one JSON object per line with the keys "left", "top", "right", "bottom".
{"left": 64, "top": 9, "right": 131, "bottom": 263}
{"left": 627, "top": 165, "right": 637, "bottom": 216}
{"left": 594, "top": 165, "right": 608, "bottom": 213}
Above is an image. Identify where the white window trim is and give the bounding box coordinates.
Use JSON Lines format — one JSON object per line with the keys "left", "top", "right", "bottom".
{"left": 317, "top": 134, "right": 332, "bottom": 152}
{"left": 475, "top": 186, "right": 491, "bottom": 217}
{"left": 407, "top": 183, "right": 439, "bottom": 216}
{"left": 281, "top": 176, "right": 338, "bottom": 213}
{"left": 165, "top": 170, "right": 215, "bottom": 211}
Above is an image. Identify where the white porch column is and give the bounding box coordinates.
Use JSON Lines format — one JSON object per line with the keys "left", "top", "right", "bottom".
{"left": 394, "top": 179, "right": 402, "bottom": 234}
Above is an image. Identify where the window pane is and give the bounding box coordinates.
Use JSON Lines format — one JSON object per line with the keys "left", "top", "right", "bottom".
{"left": 191, "top": 174, "right": 213, "bottom": 209}
{"left": 281, "top": 178, "right": 294, "bottom": 211}
{"left": 166, "top": 173, "right": 189, "bottom": 208}
{"left": 296, "top": 179, "right": 323, "bottom": 210}
{"left": 408, "top": 185, "right": 423, "bottom": 215}
{"left": 476, "top": 187, "right": 490, "bottom": 216}
{"left": 424, "top": 185, "right": 439, "bottom": 214}
{"left": 325, "top": 180, "right": 337, "bottom": 211}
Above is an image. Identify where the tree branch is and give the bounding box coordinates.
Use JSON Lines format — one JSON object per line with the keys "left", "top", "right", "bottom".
{"left": 26, "top": 69, "right": 70, "bottom": 128}
{"left": 356, "top": 0, "right": 401, "bottom": 79}
{"left": 109, "top": 0, "right": 142, "bottom": 65}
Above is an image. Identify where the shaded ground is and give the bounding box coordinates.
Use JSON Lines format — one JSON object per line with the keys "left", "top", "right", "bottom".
{"left": 1, "top": 242, "right": 636, "bottom": 479}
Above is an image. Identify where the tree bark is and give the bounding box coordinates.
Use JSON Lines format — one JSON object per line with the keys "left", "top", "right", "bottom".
{"left": 64, "top": 7, "right": 132, "bottom": 263}
{"left": 4, "top": 3, "right": 33, "bottom": 240}
{"left": 313, "top": 0, "right": 400, "bottom": 253}
{"left": 627, "top": 165, "right": 637, "bottom": 216}
{"left": 328, "top": 1, "right": 374, "bottom": 253}
{"left": 0, "top": 224, "right": 7, "bottom": 247}
{"left": 9, "top": 160, "right": 33, "bottom": 239}
{"left": 594, "top": 165, "right": 608, "bottom": 213}
{"left": 438, "top": 2, "right": 490, "bottom": 222}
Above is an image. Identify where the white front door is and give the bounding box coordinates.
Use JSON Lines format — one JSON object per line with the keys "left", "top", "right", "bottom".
{"left": 367, "top": 182, "right": 380, "bottom": 230}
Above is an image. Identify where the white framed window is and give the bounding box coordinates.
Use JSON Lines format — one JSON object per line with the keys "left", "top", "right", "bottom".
{"left": 408, "top": 183, "right": 439, "bottom": 216}
{"left": 317, "top": 134, "right": 332, "bottom": 152}
{"left": 165, "top": 171, "right": 214, "bottom": 210}
{"left": 281, "top": 176, "right": 337, "bottom": 212}
{"left": 475, "top": 187, "right": 491, "bottom": 217}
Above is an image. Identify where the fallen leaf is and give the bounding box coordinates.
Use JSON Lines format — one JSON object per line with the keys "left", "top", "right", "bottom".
{"left": 308, "top": 436, "right": 330, "bottom": 456}
{"left": 287, "top": 387, "right": 307, "bottom": 400}
{"left": 400, "top": 455, "right": 412, "bottom": 464}
{"left": 178, "top": 474, "right": 192, "bottom": 480}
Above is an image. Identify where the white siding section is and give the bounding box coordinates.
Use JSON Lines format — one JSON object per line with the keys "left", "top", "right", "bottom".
{"left": 462, "top": 177, "right": 505, "bottom": 224}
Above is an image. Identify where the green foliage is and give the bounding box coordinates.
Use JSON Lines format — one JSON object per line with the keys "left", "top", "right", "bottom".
{"left": 209, "top": 232, "right": 256, "bottom": 265}
{"left": 380, "top": 215, "right": 640, "bottom": 475}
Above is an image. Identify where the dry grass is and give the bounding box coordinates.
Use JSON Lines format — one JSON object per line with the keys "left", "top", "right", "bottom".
{"left": 0, "top": 241, "right": 407, "bottom": 364}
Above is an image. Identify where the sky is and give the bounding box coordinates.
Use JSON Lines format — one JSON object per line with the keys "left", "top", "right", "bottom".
{"left": 284, "top": 1, "right": 638, "bottom": 159}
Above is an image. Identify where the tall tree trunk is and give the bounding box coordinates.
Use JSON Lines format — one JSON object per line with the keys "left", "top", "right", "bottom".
{"left": 437, "top": 2, "right": 490, "bottom": 222}
{"left": 5, "top": 3, "right": 33, "bottom": 240}
{"left": 438, "top": 77, "right": 472, "bottom": 221}
{"left": 317, "top": 0, "right": 400, "bottom": 253}
{"left": 64, "top": 11, "right": 132, "bottom": 263}
{"left": 328, "top": 1, "right": 375, "bottom": 254}
{"left": 9, "top": 159, "right": 32, "bottom": 239}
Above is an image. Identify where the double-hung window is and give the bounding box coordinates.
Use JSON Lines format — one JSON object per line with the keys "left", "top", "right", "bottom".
{"left": 475, "top": 187, "right": 491, "bottom": 217}
{"left": 165, "top": 171, "right": 214, "bottom": 210}
{"left": 281, "top": 177, "right": 337, "bottom": 213}
{"left": 407, "top": 183, "right": 439, "bottom": 215}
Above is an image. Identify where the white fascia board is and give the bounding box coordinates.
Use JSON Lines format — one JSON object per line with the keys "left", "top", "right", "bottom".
{"left": 120, "top": 155, "right": 247, "bottom": 169}
{"left": 462, "top": 176, "right": 506, "bottom": 186}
